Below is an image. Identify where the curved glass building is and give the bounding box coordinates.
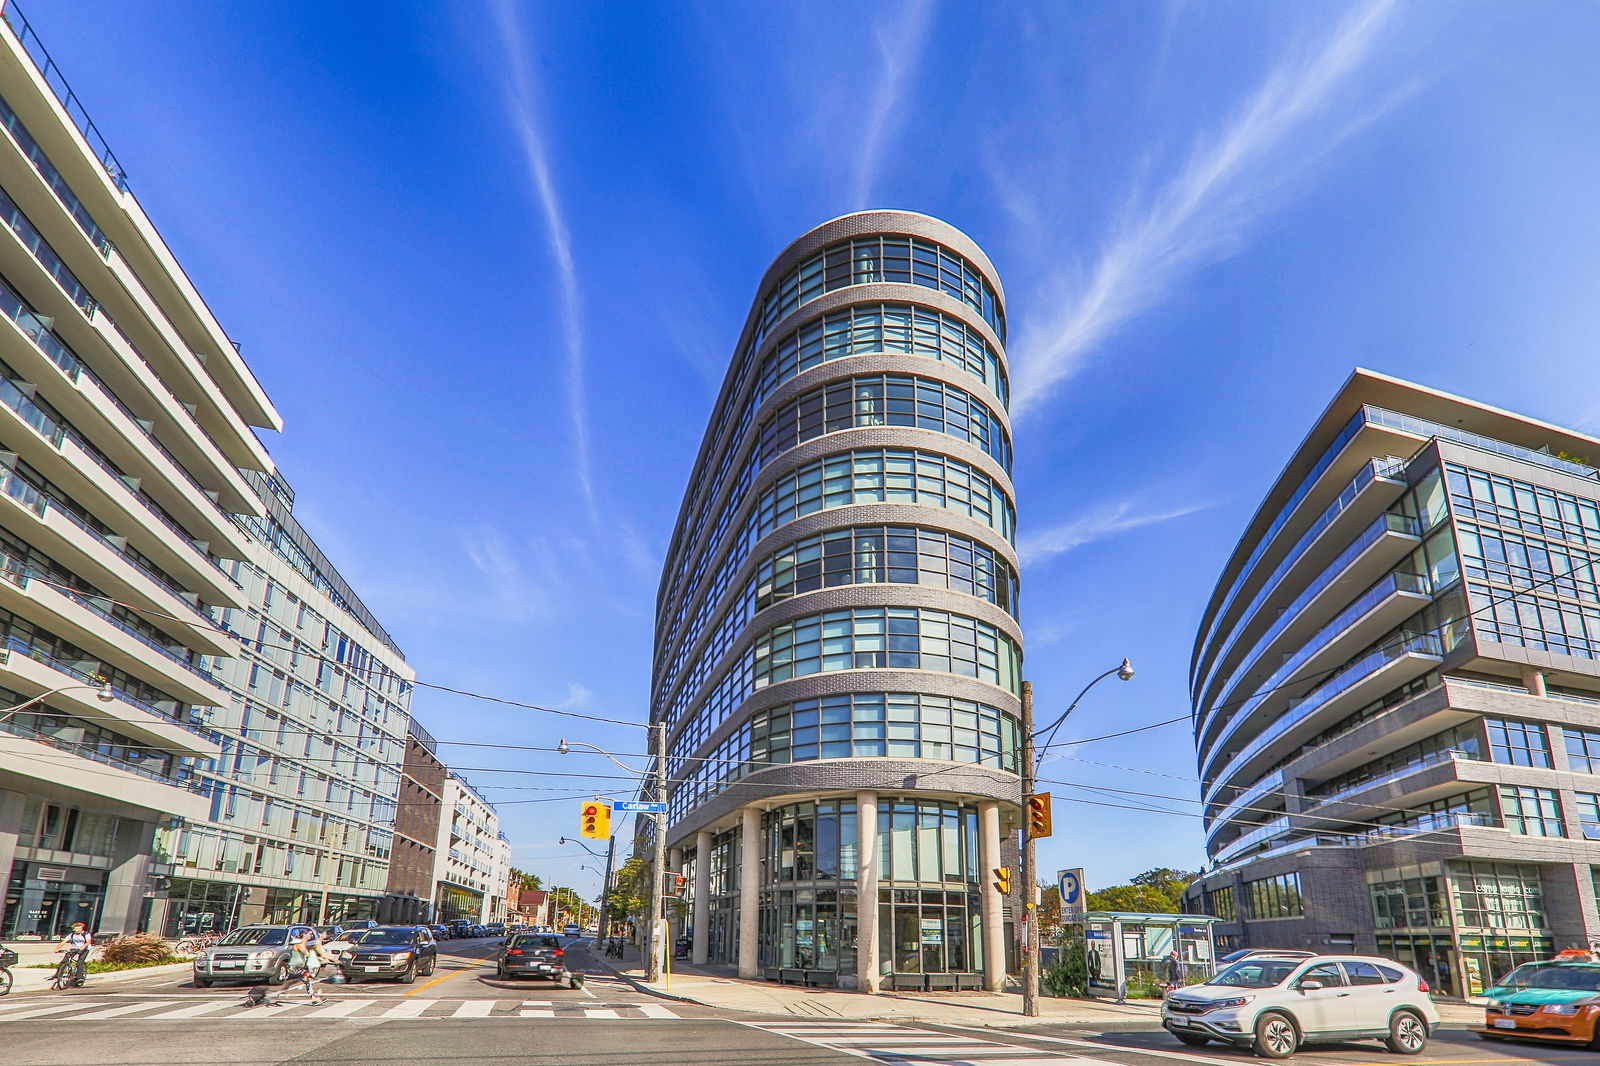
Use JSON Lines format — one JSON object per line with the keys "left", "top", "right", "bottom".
{"left": 653, "top": 212, "right": 1022, "bottom": 992}
{"left": 1186, "top": 369, "right": 1600, "bottom": 995}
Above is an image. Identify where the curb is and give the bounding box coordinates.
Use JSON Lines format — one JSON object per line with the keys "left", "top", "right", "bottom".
{"left": 585, "top": 947, "right": 707, "bottom": 1007}
{"left": 5, "top": 960, "right": 194, "bottom": 999}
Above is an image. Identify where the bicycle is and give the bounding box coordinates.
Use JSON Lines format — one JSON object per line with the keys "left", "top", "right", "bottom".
{"left": 50, "top": 948, "right": 88, "bottom": 990}
{"left": 0, "top": 944, "right": 16, "bottom": 996}
{"left": 174, "top": 933, "right": 220, "bottom": 955}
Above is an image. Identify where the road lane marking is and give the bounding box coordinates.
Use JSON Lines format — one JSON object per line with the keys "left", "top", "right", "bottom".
{"left": 406, "top": 964, "right": 474, "bottom": 997}
{"left": 380, "top": 998, "right": 435, "bottom": 1017}
{"left": 938, "top": 1025, "right": 1243, "bottom": 1066}
{"left": 0, "top": 1001, "right": 110, "bottom": 1020}
{"left": 636, "top": 1003, "right": 677, "bottom": 1018}
{"left": 67, "top": 1001, "right": 181, "bottom": 1020}
{"left": 450, "top": 1000, "right": 496, "bottom": 1017}
{"left": 303, "top": 999, "right": 370, "bottom": 1018}
{"left": 138, "top": 1001, "right": 245, "bottom": 1019}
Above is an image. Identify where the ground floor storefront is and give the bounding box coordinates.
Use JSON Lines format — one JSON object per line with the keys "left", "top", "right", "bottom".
{"left": 0, "top": 788, "right": 158, "bottom": 937}
{"left": 151, "top": 877, "right": 382, "bottom": 935}
{"left": 675, "top": 792, "right": 1016, "bottom": 992}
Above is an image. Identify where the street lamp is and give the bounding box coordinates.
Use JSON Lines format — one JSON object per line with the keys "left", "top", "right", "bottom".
{"left": 561, "top": 835, "right": 618, "bottom": 939}
{"left": 1020, "top": 659, "right": 1134, "bottom": 1018}
{"left": 0, "top": 681, "right": 116, "bottom": 724}
{"left": 557, "top": 723, "right": 670, "bottom": 982}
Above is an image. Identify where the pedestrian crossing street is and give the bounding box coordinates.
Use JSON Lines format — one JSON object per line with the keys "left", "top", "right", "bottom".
{"left": 746, "top": 1021, "right": 1088, "bottom": 1065}
{"left": 0, "top": 994, "right": 690, "bottom": 1023}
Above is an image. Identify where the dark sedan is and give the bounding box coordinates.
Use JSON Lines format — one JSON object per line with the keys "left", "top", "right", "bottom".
{"left": 340, "top": 925, "right": 438, "bottom": 983}
{"left": 496, "top": 933, "right": 583, "bottom": 986}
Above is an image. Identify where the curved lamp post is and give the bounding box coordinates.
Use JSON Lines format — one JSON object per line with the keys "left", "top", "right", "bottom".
{"left": 1021, "top": 659, "right": 1134, "bottom": 1017}
{"left": 558, "top": 728, "right": 669, "bottom": 980}
{"left": 0, "top": 681, "right": 116, "bottom": 725}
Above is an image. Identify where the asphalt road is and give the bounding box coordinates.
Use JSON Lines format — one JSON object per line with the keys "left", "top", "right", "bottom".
{"left": 0, "top": 938, "right": 1591, "bottom": 1066}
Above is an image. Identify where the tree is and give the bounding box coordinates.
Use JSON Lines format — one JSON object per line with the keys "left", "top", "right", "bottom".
{"left": 602, "top": 857, "right": 652, "bottom": 928}
{"left": 1085, "top": 867, "right": 1198, "bottom": 914}
{"left": 508, "top": 867, "right": 543, "bottom": 892}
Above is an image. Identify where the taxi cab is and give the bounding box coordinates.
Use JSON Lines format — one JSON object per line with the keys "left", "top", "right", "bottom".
{"left": 1474, "top": 958, "right": 1600, "bottom": 1048}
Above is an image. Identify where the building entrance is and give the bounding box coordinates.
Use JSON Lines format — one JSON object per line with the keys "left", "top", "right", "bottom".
{"left": 1, "top": 862, "right": 105, "bottom": 937}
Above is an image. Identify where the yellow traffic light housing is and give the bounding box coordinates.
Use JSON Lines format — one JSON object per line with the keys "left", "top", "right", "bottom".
{"left": 1026, "top": 792, "right": 1052, "bottom": 839}
{"left": 581, "top": 801, "right": 612, "bottom": 839}
{"left": 992, "top": 866, "right": 1012, "bottom": 895}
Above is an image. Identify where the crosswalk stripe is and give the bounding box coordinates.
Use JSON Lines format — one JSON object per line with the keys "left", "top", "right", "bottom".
{"left": 0, "top": 1000, "right": 107, "bottom": 1020}
{"left": 517, "top": 1008, "right": 555, "bottom": 1018}
{"left": 584, "top": 1008, "right": 619, "bottom": 1019}
{"left": 380, "top": 999, "right": 435, "bottom": 1017}
{"left": 303, "top": 1000, "right": 370, "bottom": 1018}
{"left": 634, "top": 1003, "right": 676, "bottom": 1019}
{"left": 450, "top": 1000, "right": 496, "bottom": 1017}
{"left": 744, "top": 1020, "right": 1087, "bottom": 1065}
{"left": 67, "top": 1001, "right": 182, "bottom": 1020}
{"left": 139, "top": 1002, "right": 241, "bottom": 1019}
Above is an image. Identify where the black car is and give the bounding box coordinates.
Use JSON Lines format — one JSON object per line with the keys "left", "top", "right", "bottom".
{"left": 448, "top": 919, "right": 474, "bottom": 938}
{"left": 496, "top": 933, "right": 583, "bottom": 986}
{"left": 429, "top": 924, "right": 452, "bottom": 941}
{"left": 341, "top": 925, "right": 438, "bottom": 983}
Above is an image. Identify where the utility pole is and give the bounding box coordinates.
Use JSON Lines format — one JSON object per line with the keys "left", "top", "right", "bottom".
{"left": 596, "top": 832, "right": 617, "bottom": 939}
{"left": 646, "top": 719, "right": 668, "bottom": 983}
{"left": 1021, "top": 680, "right": 1039, "bottom": 1017}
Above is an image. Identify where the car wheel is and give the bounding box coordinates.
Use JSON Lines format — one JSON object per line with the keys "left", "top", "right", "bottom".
{"left": 1253, "top": 1012, "right": 1299, "bottom": 1059}
{"left": 271, "top": 960, "right": 290, "bottom": 986}
{"left": 421, "top": 957, "right": 436, "bottom": 977}
{"left": 1175, "top": 1034, "right": 1210, "bottom": 1047}
{"left": 193, "top": 976, "right": 213, "bottom": 989}
{"left": 1385, "top": 1011, "right": 1428, "bottom": 1055}
{"left": 398, "top": 960, "right": 417, "bottom": 984}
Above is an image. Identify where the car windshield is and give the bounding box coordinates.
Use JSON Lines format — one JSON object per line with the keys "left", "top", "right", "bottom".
{"left": 218, "top": 928, "right": 288, "bottom": 947}
{"left": 350, "top": 928, "right": 415, "bottom": 946}
{"left": 512, "top": 936, "right": 561, "bottom": 950}
{"left": 1498, "top": 964, "right": 1600, "bottom": 991}
{"left": 1206, "top": 960, "right": 1301, "bottom": 988}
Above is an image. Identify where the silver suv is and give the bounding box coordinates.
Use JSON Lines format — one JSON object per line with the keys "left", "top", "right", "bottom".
{"left": 192, "top": 924, "right": 316, "bottom": 987}
{"left": 1162, "top": 953, "right": 1439, "bottom": 1058}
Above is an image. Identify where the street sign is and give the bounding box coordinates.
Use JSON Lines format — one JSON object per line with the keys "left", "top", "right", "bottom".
{"left": 614, "top": 801, "right": 667, "bottom": 814}
{"left": 1059, "top": 867, "right": 1085, "bottom": 921}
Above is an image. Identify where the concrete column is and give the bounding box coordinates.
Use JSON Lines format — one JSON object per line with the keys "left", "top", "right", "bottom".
{"left": 738, "top": 805, "right": 761, "bottom": 978}
{"left": 979, "top": 800, "right": 1006, "bottom": 991}
{"left": 855, "top": 791, "right": 880, "bottom": 992}
{"left": 1520, "top": 666, "right": 1548, "bottom": 696}
{"left": 692, "top": 830, "right": 712, "bottom": 964}
{"left": 0, "top": 789, "right": 25, "bottom": 933}
{"left": 101, "top": 818, "right": 156, "bottom": 934}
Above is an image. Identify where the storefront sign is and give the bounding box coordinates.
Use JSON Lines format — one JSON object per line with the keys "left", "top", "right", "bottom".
{"left": 920, "top": 918, "right": 943, "bottom": 944}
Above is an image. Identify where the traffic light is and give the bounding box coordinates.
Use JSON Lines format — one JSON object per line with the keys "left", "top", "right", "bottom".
{"left": 992, "top": 866, "right": 1012, "bottom": 895}
{"left": 662, "top": 871, "right": 688, "bottom": 897}
{"left": 1026, "top": 792, "right": 1053, "bottom": 839}
{"left": 580, "top": 801, "right": 611, "bottom": 839}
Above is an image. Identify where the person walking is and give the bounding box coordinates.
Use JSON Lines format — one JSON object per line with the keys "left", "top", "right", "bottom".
{"left": 288, "top": 927, "right": 333, "bottom": 1005}
{"left": 1165, "top": 948, "right": 1183, "bottom": 992}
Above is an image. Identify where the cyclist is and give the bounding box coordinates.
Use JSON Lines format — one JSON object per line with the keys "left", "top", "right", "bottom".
{"left": 288, "top": 927, "right": 334, "bottom": 1004}
{"left": 52, "top": 921, "right": 92, "bottom": 989}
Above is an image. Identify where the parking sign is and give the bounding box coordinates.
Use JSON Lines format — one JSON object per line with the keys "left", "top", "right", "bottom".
{"left": 1058, "top": 868, "right": 1085, "bottom": 921}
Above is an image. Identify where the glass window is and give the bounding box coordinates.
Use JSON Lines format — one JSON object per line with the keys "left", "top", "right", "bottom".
{"left": 1566, "top": 728, "right": 1600, "bottom": 774}
{"left": 1243, "top": 873, "right": 1303, "bottom": 919}
{"left": 1486, "top": 720, "right": 1552, "bottom": 768}
{"left": 1498, "top": 786, "right": 1565, "bottom": 837}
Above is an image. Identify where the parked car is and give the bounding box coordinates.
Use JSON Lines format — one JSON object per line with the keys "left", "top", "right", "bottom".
{"left": 1162, "top": 954, "right": 1439, "bottom": 1058}
{"left": 340, "top": 925, "right": 438, "bottom": 983}
{"left": 1219, "top": 948, "right": 1316, "bottom": 964}
{"left": 1473, "top": 958, "right": 1600, "bottom": 1049}
{"left": 562, "top": 923, "right": 581, "bottom": 937}
{"left": 496, "top": 933, "right": 583, "bottom": 986}
{"left": 429, "top": 924, "right": 453, "bottom": 941}
{"left": 447, "top": 920, "right": 473, "bottom": 938}
{"left": 315, "top": 925, "right": 345, "bottom": 944}
{"left": 191, "top": 924, "right": 317, "bottom": 987}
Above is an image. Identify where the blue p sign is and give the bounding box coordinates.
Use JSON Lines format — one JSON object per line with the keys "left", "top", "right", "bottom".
{"left": 1059, "top": 868, "right": 1084, "bottom": 908}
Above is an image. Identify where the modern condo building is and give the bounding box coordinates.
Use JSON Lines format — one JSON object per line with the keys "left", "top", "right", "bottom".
{"left": 1186, "top": 369, "right": 1600, "bottom": 996}
{"left": 652, "top": 212, "right": 1022, "bottom": 992}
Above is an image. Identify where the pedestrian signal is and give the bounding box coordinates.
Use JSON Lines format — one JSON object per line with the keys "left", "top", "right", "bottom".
{"left": 581, "top": 801, "right": 612, "bottom": 839}
{"left": 1026, "top": 793, "right": 1052, "bottom": 839}
{"left": 992, "top": 866, "right": 1012, "bottom": 895}
{"left": 662, "top": 871, "right": 688, "bottom": 897}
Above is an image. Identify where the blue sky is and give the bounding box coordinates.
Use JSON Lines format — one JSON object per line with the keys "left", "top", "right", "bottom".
{"left": 32, "top": 0, "right": 1600, "bottom": 898}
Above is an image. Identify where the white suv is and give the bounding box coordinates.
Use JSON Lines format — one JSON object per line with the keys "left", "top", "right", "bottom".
{"left": 1162, "top": 953, "right": 1439, "bottom": 1058}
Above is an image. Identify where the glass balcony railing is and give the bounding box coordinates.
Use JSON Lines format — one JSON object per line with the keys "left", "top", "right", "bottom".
{"left": 1214, "top": 814, "right": 1291, "bottom": 862}
{"left": 0, "top": 1, "right": 129, "bottom": 190}
{"left": 0, "top": 462, "right": 46, "bottom": 515}
{"left": 1204, "top": 570, "right": 1429, "bottom": 763}
{"left": 0, "top": 275, "right": 78, "bottom": 377}
{"left": 1208, "top": 631, "right": 1443, "bottom": 795}
{"left": 37, "top": 578, "right": 215, "bottom": 681}
{"left": 1302, "top": 748, "right": 1482, "bottom": 809}
{"left": 0, "top": 631, "right": 208, "bottom": 739}
{"left": 1203, "top": 509, "right": 1420, "bottom": 731}
{"left": 1362, "top": 406, "right": 1600, "bottom": 482}
{"left": 0, "top": 714, "right": 201, "bottom": 791}
{"left": 0, "top": 370, "right": 64, "bottom": 446}
{"left": 1207, "top": 768, "right": 1284, "bottom": 840}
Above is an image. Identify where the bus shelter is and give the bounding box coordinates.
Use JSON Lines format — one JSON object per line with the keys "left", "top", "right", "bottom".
{"left": 1082, "top": 912, "right": 1220, "bottom": 1001}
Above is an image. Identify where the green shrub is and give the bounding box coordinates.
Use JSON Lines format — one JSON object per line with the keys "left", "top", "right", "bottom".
{"left": 99, "top": 932, "right": 171, "bottom": 966}
{"left": 1042, "top": 932, "right": 1089, "bottom": 998}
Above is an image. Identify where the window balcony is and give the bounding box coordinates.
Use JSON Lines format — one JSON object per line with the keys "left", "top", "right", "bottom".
{"left": 1201, "top": 570, "right": 1431, "bottom": 767}
{"left": 1199, "top": 508, "right": 1421, "bottom": 737}
{"left": 1204, "top": 632, "right": 1443, "bottom": 806}
{"left": 1297, "top": 748, "right": 1484, "bottom": 823}
{"left": 1205, "top": 768, "right": 1284, "bottom": 842}
{"left": 1213, "top": 814, "right": 1291, "bottom": 865}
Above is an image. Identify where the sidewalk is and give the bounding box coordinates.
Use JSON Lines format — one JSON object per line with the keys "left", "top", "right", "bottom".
{"left": 3, "top": 939, "right": 192, "bottom": 996}
{"left": 589, "top": 942, "right": 1484, "bottom": 1029}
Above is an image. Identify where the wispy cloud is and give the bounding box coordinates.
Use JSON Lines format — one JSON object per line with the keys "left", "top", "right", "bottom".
{"left": 1020, "top": 497, "right": 1214, "bottom": 566}
{"left": 851, "top": 0, "right": 936, "bottom": 209}
{"left": 1011, "top": 0, "right": 1405, "bottom": 416}
{"left": 489, "top": 0, "right": 597, "bottom": 518}
{"left": 555, "top": 682, "right": 593, "bottom": 709}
